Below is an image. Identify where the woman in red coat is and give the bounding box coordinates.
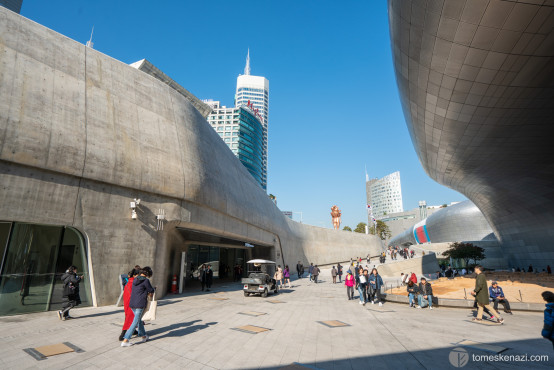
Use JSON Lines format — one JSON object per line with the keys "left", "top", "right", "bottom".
{"left": 119, "top": 268, "right": 140, "bottom": 341}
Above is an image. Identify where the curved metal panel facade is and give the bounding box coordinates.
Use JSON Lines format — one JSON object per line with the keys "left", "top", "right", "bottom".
{"left": 389, "top": 200, "right": 496, "bottom": 246}
{"left": 388, "top": 0, "right": 554, "bottom": 268}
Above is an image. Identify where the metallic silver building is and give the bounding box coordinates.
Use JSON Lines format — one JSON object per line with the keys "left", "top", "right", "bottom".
{"left": 388, "top": 0, "right": 554, "bottom": 269}
{"left": 389, "top": 200, "right": 497, "bottom": 246}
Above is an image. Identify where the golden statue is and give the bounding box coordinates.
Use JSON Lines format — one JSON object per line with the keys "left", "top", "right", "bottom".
{"left": 330, "top": 205, "right": 342, "bottom": 230}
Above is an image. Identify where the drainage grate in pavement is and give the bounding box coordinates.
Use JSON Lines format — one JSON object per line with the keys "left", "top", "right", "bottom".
{"left": 208, "top": 297, "right": 229, "bottom": 300}
{"left": 457, "top": 340, "right": 508, "bottom": 354}
{"left": 231, "top": 325, "right": 272, "bottom": 334}
{"left": 267, "top": 300, "right": 285, "bottom": 304}
{"left": 24, "top": 342, "right": 84, "bottom": 361}
{"left": 239, "top": 311, "right": 267, "bottom": 317}
{"left": 317, "top": 320, "right": 350, "bottom": 328}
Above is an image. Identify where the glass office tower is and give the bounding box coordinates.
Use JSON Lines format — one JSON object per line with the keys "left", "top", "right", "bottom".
{"left": 205, "top": 102, "right": 265, "bottom": 190}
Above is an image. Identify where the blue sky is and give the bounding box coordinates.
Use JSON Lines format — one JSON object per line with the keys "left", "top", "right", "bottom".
{"left": 21, "top": 0, "right": 465, "bottom": 229}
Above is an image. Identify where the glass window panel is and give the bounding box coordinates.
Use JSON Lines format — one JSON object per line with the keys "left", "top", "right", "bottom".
{"left": 0, "top": 222, "right": 11, "bottom": 270}
{"left": 0, "top": 224, "right": 90, "bottom": 316}
{"left": 0, "top": 223, "right": 62, "bottom": 315}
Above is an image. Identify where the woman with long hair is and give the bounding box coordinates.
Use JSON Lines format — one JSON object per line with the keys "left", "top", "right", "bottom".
{"left": 119, "top": 267, "right": 140, "bottom": 341}
{"left": 284, "top": 265, "right": 291, "bottom": 288}
{"left": 121, "top": 267, "right": 155, "bottom": 347}
{"left": 369, "top": 268, "right": 384, "bottom": 306}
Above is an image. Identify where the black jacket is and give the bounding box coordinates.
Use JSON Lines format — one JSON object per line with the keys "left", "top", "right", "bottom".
{"left": 206, "top": 268, "right": 213, "bottom": 283}
{"left": 407, "top": 284, "right": 420, "bottom": 295}
{"left": 418, "top": 282, "right": 433, "bottom": 296}
{"left": 129, "top": 276, "right": 155, "bottom": 309}
{"left": 61, "top": 272, "right": 81, "bottom": 300}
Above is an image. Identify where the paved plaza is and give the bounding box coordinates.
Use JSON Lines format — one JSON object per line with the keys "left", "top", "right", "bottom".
{"left": 0, "top": 268, "right": 552, "bottom": 369}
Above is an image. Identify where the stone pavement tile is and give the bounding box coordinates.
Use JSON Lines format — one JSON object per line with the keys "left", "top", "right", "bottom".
{"left": 1, "top": 270, "right": 553, "bottom": 369}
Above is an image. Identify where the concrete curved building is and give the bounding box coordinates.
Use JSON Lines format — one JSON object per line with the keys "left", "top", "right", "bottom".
{"left": 388, "top": 0, "right": 554, "bottom": 269}
{"left": 0, "top": 8, "right": 384, "bottom": 315}
{"left": 388, "top": 200, "right": 497, "bottom": 247}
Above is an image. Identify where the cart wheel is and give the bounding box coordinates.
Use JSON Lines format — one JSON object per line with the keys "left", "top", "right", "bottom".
{"left": 262, "top": 288, "right": 268, "bottom": 298}
{"left": 244, "top": 291, "right": 249, "bottom": 297}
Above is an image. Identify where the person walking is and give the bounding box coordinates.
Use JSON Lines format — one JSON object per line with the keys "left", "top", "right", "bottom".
{"left": 58, "top": 266, "right": 82, "bottom": 320}
{"left": 308, "top": 263, "right": 314, "bottom": 282}
{"left": 331, "top": 266, "right": 337, "bottom": 284}
{"left": 200, "top": 264, "right": 207, "bottom": 291}
{"left": 119, "top": 267, "right": 140, "bottom": 341}
{"left": 121, "top": 267, "right": 155, "bottom": 347}
{"left": 296, "top": 261, "right": 303, "bottom": 279}
{"left": 284, "top": 265, "right": 291, "bottom": 288}
{"left": 337, "top": 263, "right": 343, "bottom": 283}
{"left": 471, "top": 265, "right": 503, "bottom": 323}
{"left": 417, "top": 277, "right": 434, "bottom": 309}
{"left": 275, "top": 265, "right": 284, "bottom": 288}
{"left": 369, "top": 268, "right": 384, "bottom": 306}
{"left": 205, "top": 264, "right": 213, "bottom": 291}
{"left": 357, "top": 269, "right": 367, "bottom": 305}
{"left": 541, "top": 291, "right": 554, "bottom": 349}
{"left": 489, "top": 281, "right": 512, "bottom": 314}
{"left": 312, "top": 264, "right": 320, "bottom": 283}
{"left": 345, "top": 271, "right": 355, "bottom": 300}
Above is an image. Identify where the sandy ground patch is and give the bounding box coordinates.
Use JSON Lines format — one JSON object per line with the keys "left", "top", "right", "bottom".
{"left": 390, "top": 274, "right": 554, "bottom": 303}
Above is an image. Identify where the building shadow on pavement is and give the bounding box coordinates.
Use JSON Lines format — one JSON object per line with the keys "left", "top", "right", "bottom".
{"left": 260, "top": 337, "right": 554, "bottom": 370}
{"left": 150, "top": 320, "right": 217, "bottom": 340}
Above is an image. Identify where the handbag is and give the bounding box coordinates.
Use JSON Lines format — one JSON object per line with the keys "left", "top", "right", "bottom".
{"left": 142, "top": 292, "right": 157, "bottom": 321}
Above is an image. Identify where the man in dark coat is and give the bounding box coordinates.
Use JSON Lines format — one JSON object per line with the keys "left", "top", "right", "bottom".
{"left": 417, "top": 277, "right": 434, "bottom": 309}
{"left": 296, "top": 261, "right": 303, "bottom": 278}
{"left": 471, "top": 265, "right": 503, "bottom": 323}
{"left": 58, "top": 266, "right": 82, "bottom": 320}
{"left": 489, "top": 281, "right": 512, "bottom": 314}
{"left": 206, "top": 264, "right": 213, "bottom": 291}
{"left": 200, "top": 265, "right": 207, "bottom": 291}
{"left": 312, "top": 265, "right": 320, "bottom": 283}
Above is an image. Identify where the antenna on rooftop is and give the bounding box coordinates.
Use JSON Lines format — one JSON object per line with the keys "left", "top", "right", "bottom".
{"left": 86, "top": 26, "right": 94, "bottom": 49}
{"left": 244, "top": 48, "right": 251, "bottom": 75}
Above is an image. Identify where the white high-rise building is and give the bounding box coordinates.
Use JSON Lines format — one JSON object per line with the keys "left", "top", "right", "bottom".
{"left": 366, "top": 171, "right": 404, "bottom": 219}
{"left": 235, "top": 50, "right": 269, "bottom": 188}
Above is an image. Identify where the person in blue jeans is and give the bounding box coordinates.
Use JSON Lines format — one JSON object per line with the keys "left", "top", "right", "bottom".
{"left": 357, "top": 269, "right": 367, "bottom": 305}
{"left": 417, "top": 277, "right": 434, "bottom": 309}
{"left": 407, "top": 280, "right": 419, "bottom": 308}
{"left": 489, "top": 281, "right": 512, "bottom": 314}
{"left": 121, "top": 266, "right": 155, "bottom": 347}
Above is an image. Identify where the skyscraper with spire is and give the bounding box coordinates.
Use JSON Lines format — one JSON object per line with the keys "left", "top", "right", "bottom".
{"left": 235, "top": 50, "right": 269, "bottom": 189}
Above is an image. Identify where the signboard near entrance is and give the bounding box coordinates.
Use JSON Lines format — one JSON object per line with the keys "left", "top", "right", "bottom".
{"left": 179, "top": 252, "right": 186, "bottom": 294}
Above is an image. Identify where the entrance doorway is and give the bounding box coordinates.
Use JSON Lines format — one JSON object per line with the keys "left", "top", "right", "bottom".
{"left": 186, "top": 245, "right": 247, "bottom": 284}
